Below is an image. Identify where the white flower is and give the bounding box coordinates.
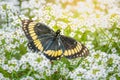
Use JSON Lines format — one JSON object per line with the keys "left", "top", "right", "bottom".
{"left": 21, "top": 63, "right": 27, "bottom": 70}
{"left": 0, "top": 73, "right": 10, "bottom": 80}
{"left": 34, "top": 74, "right": 43, "bottom": 79}
{"left": 69, "top": 32, "right": 76, "bottom": 37}
{"left": 48, "top": 20, "right": 56, "bottom": 28}
{"left": 57, "top": 21, "right": 67, "bottom": 29}
{"left": 109, "top": 75, "right": 117, "bottom": 80}
{"left": 20, "top": 76, "right": 35, "bottom": 80}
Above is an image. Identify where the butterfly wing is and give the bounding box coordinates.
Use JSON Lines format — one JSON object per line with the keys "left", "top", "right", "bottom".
{"left": 22, "top": 20, "right": 55, "bottom": 41}
{"left": 22, "top": 20, "right": 55, "bottom": 52}
{"left": 27, "top": 35, "right": 54, "bottom": 52}
{"left": 22, "top": 20, "right": 89, "bottom": 60}
{"left": 43, "top": 38, "right": 63, "bottom": 60}
{"left": 60, "top": 35, "right": 89, "bottom": 59}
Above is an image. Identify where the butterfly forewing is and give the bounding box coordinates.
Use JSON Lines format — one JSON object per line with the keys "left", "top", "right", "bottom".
{"left": 22, "top": 20, "right": 55, "bottom": 41}
{"left": 34, "top": 23, "right": 55, "bottom": 36}
{"left": 22, "top": 20, "right": 33, "bottom": 40}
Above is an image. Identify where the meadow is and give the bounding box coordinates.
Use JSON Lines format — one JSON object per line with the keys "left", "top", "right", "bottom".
{"left": 0, "top": 0, "right": 120, "bottom": 80}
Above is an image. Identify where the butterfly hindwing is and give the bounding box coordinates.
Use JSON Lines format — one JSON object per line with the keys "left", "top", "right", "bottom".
{"left": 60, "top": 35, "right": 89, "bottom": 59}
{"left": 43, "top": 38, "right": 63, "bottom": 60}
{"left": 27, "top": 41, "right": 40, "bottom": 52}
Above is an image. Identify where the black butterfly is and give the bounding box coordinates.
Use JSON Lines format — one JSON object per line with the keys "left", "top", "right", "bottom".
{"left": 22, "top": 20, "right": 89, "bottom": 60}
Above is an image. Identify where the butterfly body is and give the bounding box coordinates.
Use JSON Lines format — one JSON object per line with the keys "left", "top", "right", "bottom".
{"left": 22, "top": 20, "right": 89, "bottom": 60}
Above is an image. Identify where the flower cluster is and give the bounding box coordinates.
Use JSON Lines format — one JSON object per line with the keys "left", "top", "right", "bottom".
{"left": 69, "top": 50, "right": 120, "bottom": 80}
{"left": 0, "top": 0, "right": 120, "bottom": 80}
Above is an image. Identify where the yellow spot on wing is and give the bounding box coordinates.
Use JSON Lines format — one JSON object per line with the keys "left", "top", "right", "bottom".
{"left": 68, "top": 50, "right": 72, "bottom": 56}
{"left": 54, "top": 51, "right": 58, "bottom": 57}
{"left": 34, "top": 39, "right": 43, "bottom": 51}
{"left": 45, "top": 50, "right": 62, "bottom": 57}
{"left": 49, "top": 51, "right": 53, "bottom": 56}
{"left": 77, "top": 43, "right": 82, "bottom": 50}
{"left": 45, "top": 50, "right": 51, "bottom": 55}
{"left": 32, "top": 36, "right": 37, "bottom": 40}
{"left": 51, "top": 51, "right": 55, "bottom": 57}
{"left": 76, "top": 46, "right": 80, "bottom": 53}
{"left": 29, "top": 22, "right": 37, "bottom": 28}
{"left": 58, "top": 50, "right": 62, "bottom": 56}
{"left": 24, "top": 22, "right": 28, "bottom": 25}
{"left": 74, "top": 48, "right": 78, "bottom": 53}
{"left": 64, "top": 50, "right": 68, "bottom": 56}
{"left": 34, "top": 40, "right": 40, "bottom": 46}
{"left": 83, "top": 50, "right": 86, "bottom": 53}
{"left": 71, "top": 49, "right": 75, "bottom": 55}
{"left": 30, "top": 33, "right": 36, "bottom": 36}
{"left": 29, "top": 30, "right": 35, "bottom": 34}
{"left": 38, "top": 44, "right": 43, "bottom": 51}
{"left": 29, "top": 27, "right": 34, "bottom": 31}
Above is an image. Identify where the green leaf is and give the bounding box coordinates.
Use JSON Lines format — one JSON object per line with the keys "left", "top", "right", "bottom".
{"left": 107, "top": 58, "right": 113, "bottom": 67}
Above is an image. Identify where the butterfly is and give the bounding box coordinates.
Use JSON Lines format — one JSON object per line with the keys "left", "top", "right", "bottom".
{"left": 22, "top": 20, "right": 89, "bottom": 60}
